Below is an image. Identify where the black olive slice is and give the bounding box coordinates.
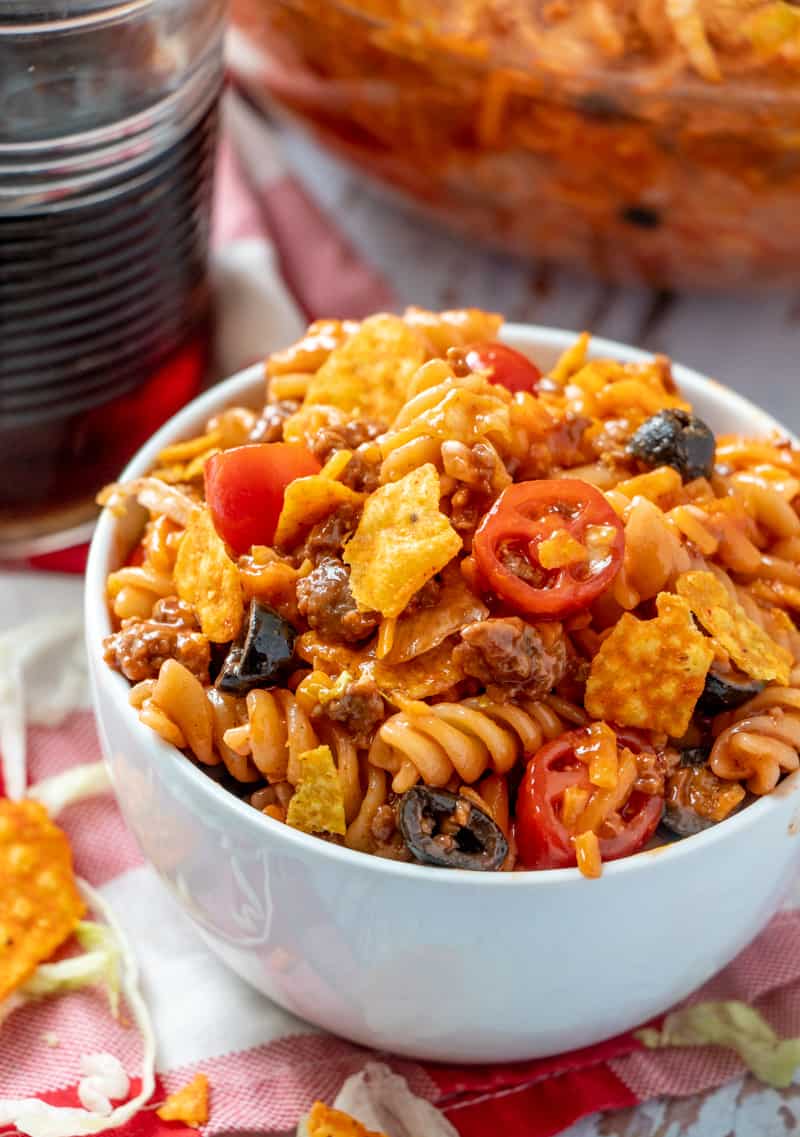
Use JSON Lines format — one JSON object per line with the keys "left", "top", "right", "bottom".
{"left": 680, "top": 746, "right": 710, "bottom": 767}
{"left": 696, "top": 668, "right": 765, "bottom": 716}
{"left": 398, "top": 786, "right": 508, "bottom": 871}
{"left": 661, "top": 800, "right": 716, "bottom": 838}
{"left": 628, "top": 409, "right": 715, "bottom": 483}
{"left": 216, "top": 601, "right": 296, "bottom": 695}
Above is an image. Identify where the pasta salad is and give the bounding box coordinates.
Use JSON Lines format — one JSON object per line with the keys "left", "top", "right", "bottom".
{"left": 99, "top": 309, "right": 800, "bottom": 878}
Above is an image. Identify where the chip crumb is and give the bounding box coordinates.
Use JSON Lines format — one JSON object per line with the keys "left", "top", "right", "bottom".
{"left": 157, "top": 1073, "right": 210, "bottom": 1127}
{"left": 585, "top": 592, "right": 714, "bottom": 737}
{"left": 302, "top": 1101, "right": 388, "bottom": 1137}
{"left": 303, "top": 313, "right": 427, "bottom": 424}
{"left": 286, "top": 745, "right": 347, "bottom": 836}
{"left": 0, "top": 799, "right": 85, "bottom": 1002}
{"left": 676, "top": 570, "right": 792, "bottom": 684}
{"left": 43, "top": 1031, "right": 60, "bottom": 1048}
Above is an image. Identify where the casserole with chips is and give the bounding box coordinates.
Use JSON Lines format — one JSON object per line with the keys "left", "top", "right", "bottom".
{"left": 229, "top": 0, "right": 800, "bottom": 289}
{"left": 98, "top": 308, "right": 800, "bottom": 880}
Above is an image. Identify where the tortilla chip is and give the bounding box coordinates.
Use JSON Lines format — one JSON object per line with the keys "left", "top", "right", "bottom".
{"left": 174, "top": 508, "right": 244, "bottom": 643}
{"left": 304, "top": 314, "right": 427, "bottom": 424}
{"left": 295, "top": 635, "right": 465, "bottom": 700}
{"left": 302, "top": 1102, "right": 388, "bottom": 1137}
{"left": 344, "top": 464, "right": 461, "bottom": 619}
{"left": 286, "top": 746, "right": 347, "bottom": 836}
{"left": 385, "top": 565, "right": 488, "bottom": 664}
{"left": 157, "top": 1074, "right": 210, "bottom": 1126}
{"left": 676, "top": 571, "right": 792, "bottom": 684}
{"left": 376, "top": 638, "right": 466, "bottom": 699}
{"left": 0, "top": 799, "right": 85, "bottom": 1001}
{"left": 275, "top": 476, "right": 363, "bottom": 551}
{"left": 585, "top": 593, "right": 714, "bottom": 737}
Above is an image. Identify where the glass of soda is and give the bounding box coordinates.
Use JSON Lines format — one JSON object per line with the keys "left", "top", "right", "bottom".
{"left": 0, "top": 0, "right": 226, "bottom": 558}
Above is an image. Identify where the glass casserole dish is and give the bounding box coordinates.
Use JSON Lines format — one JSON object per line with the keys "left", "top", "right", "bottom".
{"left": 228, "top": 0, "right": 800, "bottom": 289}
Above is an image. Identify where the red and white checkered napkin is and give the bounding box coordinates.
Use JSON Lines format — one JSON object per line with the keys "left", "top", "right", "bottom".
{"left": 6, "top": 93, "right": 800, "bottom": 1137}
{"left": 3, "top": 706, "right": 800, "bottom": 1137}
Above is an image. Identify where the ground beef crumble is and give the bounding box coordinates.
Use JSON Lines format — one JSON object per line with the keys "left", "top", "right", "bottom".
{"left": 248, "top": 400, "right": 300, "bottom": 444}
{"left": 370, "top": 802, "right": 398, "bottom": 845}
{"left": 339, "top": 445, "right": 382, "bottom": 494}
{"left": 103, "top": 619, "right": 210, "bottom": 683}
{"left": 310, "top": 419, "right": 384, "bottom": 463}
{"left": 314, "top": 674, "right": 385, "bottom": 746}
{"left": 403, "top": 576, "right": 442, "bottom": 615}
{"left": 453, "top": 617, "right": 567, "bottom": 697}
{"left": 297, "top": 503, "right": 362, "bottom": 565}
{"left": 296, "top": 557, "right": 379, "bottom": 643}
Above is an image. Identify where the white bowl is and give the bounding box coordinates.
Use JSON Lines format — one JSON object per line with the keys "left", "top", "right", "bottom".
{"left": 86, "top": 325, "right": 800, "bottom": 1063}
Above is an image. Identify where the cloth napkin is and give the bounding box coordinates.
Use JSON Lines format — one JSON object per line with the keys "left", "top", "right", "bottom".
{"left": 4, "top": 92, "right": 800, "bottom": 1136}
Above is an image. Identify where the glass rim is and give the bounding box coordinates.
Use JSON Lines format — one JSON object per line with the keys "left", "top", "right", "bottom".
{"left": 0, "top": 0, "right": 154, "bottom": 33}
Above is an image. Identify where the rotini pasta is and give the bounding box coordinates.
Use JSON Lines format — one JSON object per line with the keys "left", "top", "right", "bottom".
{"left": 101, "top": 307, "right": 800, "bottom": 878}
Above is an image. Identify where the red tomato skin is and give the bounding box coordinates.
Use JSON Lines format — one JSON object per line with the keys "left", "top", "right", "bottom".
{"left": 516, "top": 733, "right": 585, "bottom": 869}
{"left": 204, "top": 443, "right": 320, "bottom": 555}
{"left": 515, "top": 731, "right": 663, "bottom": 871}
{"left": 473, "top": 479, "right": 625, "bottom": 620}
{"left": 125, "top": 542, "right": 146, "bottom": 567}
{"left": 464, "top": 342, "right": 542, "bottom": 394}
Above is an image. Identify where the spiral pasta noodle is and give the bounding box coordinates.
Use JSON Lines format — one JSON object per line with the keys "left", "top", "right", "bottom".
{"left": 711, "top": 687, "right": 800, "bottom": 795}
{"left": 369, "top": 695, "right": 567, "bottom": 794}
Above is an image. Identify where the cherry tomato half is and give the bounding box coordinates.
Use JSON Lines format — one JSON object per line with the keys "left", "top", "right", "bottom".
{"left": 472, "top": 479, "right": 624, "bottom": 619}
{"left": 464, "top": 342, "right": 542, "bottom": 394}
{"left": 515, "top": 730, "right": 663, "bottom": 870}
{"left": 204, "top": 442, "right": 321, "bottom": 555}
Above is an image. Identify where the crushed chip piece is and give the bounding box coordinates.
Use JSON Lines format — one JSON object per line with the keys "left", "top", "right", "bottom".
{"left": 585, "top": 593, "right": 714, "bottom": 736}
{"left": 275, "top": 476, "right": 363, "bottom": 550}
{"left": 302, "top": 1101, "right": 388, "bottom": 1137}
{"left": 385, "top": 564, "right": 488, "bottom": 664}
{"left": 174, "top": 508, "right": 243, "bottom": 643}
{"left": 0, "top": 799, "right": 85, "bottom": 1001}
{"left": 286, "top": 746, "right": 347, "bottom": 836}
{"left": 303, "top": 314, "right": 427, "bottom": 424}
{"left": 157, "top": 1074, "right": 210, "bottom": 1126}
{"left": 296, "top": 635, "right": 466, "bottom": 700}
{"left": 344, "top": 464, "right": 461, "bottom": 618}
{"left": 676, "top": 570, "right": 792, "bottom": 684}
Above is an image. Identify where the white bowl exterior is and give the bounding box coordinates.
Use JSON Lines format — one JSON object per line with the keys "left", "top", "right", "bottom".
{"left": 86, "top": 326, "right": 800, "bottom": 1062}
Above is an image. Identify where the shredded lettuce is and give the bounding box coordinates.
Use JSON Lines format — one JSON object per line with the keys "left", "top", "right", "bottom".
{"left": 0, "top": 879, "right": 156, "bottom": 1137}
{"left": 28, "top": 762, "right": 112, "bottom": 819}
{"left": 637, "top": 1001, "right": 800, "bottom": 1088}
{"left": 13, "top": 921, "right": 121, "bottom": 1018}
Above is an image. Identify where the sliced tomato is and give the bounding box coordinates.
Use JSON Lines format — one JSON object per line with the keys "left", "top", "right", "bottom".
{"left": 464, "top": 342, "right": 542, "bottom": 394}
{"left": 515, "top": 730, "right": 663, "bottom": 870}
{"left": 204, "top": 442, "right": 321, "bottom": 555}
{"left": 472, "top": 479, "right": 624, "bottom": 619}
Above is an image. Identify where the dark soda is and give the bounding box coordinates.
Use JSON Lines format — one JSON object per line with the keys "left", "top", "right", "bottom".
{"left": 0, "top": 102, "right": 217, "bottom": 546}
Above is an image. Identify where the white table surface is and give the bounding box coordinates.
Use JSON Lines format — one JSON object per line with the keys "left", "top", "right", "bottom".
{"left": 277, "top": 123, "right": 800, "bottom": 1137}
